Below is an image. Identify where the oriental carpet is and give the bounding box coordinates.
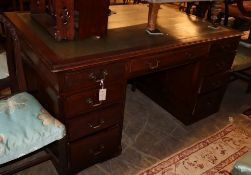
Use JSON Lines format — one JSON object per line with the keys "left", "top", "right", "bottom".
{"left": 137, "top": 124, "right": 251, "bottom": 175}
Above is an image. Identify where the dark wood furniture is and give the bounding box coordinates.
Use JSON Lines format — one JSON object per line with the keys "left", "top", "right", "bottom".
{"left": 0, "top": 0, "right": 28, "bottom": 12}
{"left": 2, "top": 5, "right": 241, "bottom": 174}
{"left": 30, "top": 0, "right": 110, "bottom": 40}
{"left": 0, "top": 0, "right": 16, "bottom": 12}
{"left": 221, "top": 0, "right": 251, "bottom": 93}
{"left": 222, "top": 0, "right": 251, "bottom": 40}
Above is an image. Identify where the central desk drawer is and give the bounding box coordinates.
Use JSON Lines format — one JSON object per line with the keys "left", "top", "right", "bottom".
{"left": 129, "top": 45, "right": 209, "bottom": 76}
{"left": 64, "top": 83, "right": 124, "bottom": 117}
{"left": 67, "top": 104, "right": 123, "bottom": 141}
{"left": 64, "top": 62, "right": 125, "bottom": 91}
{"left": 210, "top": 38, "right": 238, "bottom": 55}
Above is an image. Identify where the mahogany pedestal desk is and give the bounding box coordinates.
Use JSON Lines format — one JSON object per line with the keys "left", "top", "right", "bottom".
{"left": 3, "top": 5, "right": 241, "bottom": 174}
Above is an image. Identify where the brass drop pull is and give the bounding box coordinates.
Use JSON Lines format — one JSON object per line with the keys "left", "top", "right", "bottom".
{"left": 148, "top": 59, "right": 159, "bottom": 70}
{"left": 221, "top": 44, "right": 233, "bottom": 51}
{"left": 216, "top": 62, "right": 225, "bottom": 69}
{"left": 86, "top": 98, "right": 102, "bottom": 107}
{"left": 212, "top": 82, "right": 220, "bottom": 88}
{"left": 88, "top": 72, "right": 96, "bottom": 80}
{"left": 90, "top": 145, "right": 105, "bottom": 156}
{"left": 102, "top": 69, "right": 108, "bottom": 77}
{"left": 88, "top": 119, "right": 105, "bottom": 129}
{"left": 185, "top": 52, "right": 193, "bottom": 59}
{"left": 88, "top": 69, "right": 108, "bottom": 82}
{"left": 221, "top": 45, "right": 226, "bottom": 50}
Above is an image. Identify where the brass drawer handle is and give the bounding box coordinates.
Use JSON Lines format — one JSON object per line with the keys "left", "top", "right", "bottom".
{"left": 185, "top": 52, "right": 193, "bottom": 59}
{"left": 90, "top": 145, "right": 105, "bottom": 156}
{"left": 148, "top": 59, "right": 159, "bottom": 70}
{"left": 88, "top": 119, "right": 105, "bottom": 129}
{"left": 221, "top": 44, "right": 233, "bottom": 50}
{"left": 86, "top": 98, "right": 102, "bottom": 107}
{"left": 88, "top": 69, "right": 108, "bottom": 82}
{"left": 212, "top": 82, "right": 221, "bottom": 88}
{"left": 102, "top": 69, "right": 108, "bottom": 77}
{"left": 88, "top": 72, "right": 96, "bottom": 80}
{"left": 220, "top": 45, "right": 226, "bottom": 50}
{"left": 216, "top": 62, "right": 226, "bottom": 69}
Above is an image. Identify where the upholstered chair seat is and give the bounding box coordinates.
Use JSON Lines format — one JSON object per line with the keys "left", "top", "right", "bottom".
{"left": 0, "top": 92, "right": 65, "bottom": 165}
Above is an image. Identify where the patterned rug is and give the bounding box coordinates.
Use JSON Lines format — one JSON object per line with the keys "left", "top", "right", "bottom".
{"left": 137, "top": 124, "right": 251, "bottom": 175}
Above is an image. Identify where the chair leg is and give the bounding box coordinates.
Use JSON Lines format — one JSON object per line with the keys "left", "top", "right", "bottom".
{"left": 0, "top": 152, "right": 50, "bottom": 175}
{"left": 56, "top": 138, "right": 69, "bottom": 175}
{"left": 224, "top": 0, "right": 229, "bottom": 26}
{"left": 186, "top": 2, "right": 194, "bottom": 15}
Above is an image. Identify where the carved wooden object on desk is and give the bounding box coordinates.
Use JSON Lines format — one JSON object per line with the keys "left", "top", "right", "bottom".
{"left": 30, "top": 0, "right": 110, "bottom": 40}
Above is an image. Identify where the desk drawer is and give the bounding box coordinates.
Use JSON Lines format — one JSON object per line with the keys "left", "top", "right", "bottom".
{"left": 210, "top": 38, "right": 238, "bottom": 55}
{"left": 67, "top": 104, "right": 123, "bottom": 141}
{"left": 69, "top": 125, "right": 121, "bottom": 173}
{"left": 129, "top": 45, "right": 209, "bottom": 76}
{"left": 194, "top": 87, "right": 226, "bottom": 117}
{"left": 203, "top": 54, "right": 235, "bottom": 75}
{"left": 199, "top": 72, "right": 230, "bottom": 94}
{"left": 64, "top": 62, "right": 125, "bottom": 91}
{"left": 64, "top": 83, "right": 124, "bottom": 117}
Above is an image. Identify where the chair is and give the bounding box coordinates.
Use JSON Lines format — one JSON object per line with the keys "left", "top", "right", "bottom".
{"left": 0, "top": 14, "right": 66, "bottom": 175}
{"left": 231, "top": 48, "right": 251, "bottom": 93}
{"left": 185, "top": 1, "right": 212, "bottom": 20}
{"left": 231, "top": 151, "right": 251, "bottom": 174}
{"left": 220, "top": 0, "right": 251, "bottom": 93}
{"left": 222, "top": 0, "right": 251, "bottom": 44}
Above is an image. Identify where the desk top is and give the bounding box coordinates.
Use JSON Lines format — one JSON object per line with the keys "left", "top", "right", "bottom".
{"left": 4, "top": 5, "right": 241, "bottom": 72}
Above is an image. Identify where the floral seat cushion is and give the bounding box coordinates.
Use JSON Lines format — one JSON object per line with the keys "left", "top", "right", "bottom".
{"left": 0, "top": 92, "right": 65, "bottom": 164}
